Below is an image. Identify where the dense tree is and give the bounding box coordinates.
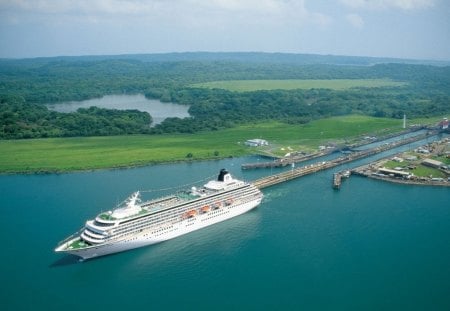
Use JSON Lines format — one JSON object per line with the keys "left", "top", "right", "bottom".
{"left": 0, "top": 53, "right": 449, "bottom": 139}
{"left": 0, "top": 96, "right": 152, "bottom": 139}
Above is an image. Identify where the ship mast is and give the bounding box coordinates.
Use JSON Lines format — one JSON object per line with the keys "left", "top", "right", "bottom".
{"left": 127, "top": 191, "right": 140, "bottom": 208}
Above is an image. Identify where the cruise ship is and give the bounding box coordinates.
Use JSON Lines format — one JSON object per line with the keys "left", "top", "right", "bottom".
{"left": 55, "top": 169, "right": 263, "bottom": 260}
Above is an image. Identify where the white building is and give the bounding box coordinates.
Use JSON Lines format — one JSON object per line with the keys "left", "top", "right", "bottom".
{"left": 422, "top": 158, "right": 443, "bottom": 169}
{"left": 245, "top": 139, "right": 269, "bottom": 147}
{"left": 440, "top": 118, "right": 449, "bottom": 130}
{"left": 392, "top": 157, "right": 404, "bottom": 163}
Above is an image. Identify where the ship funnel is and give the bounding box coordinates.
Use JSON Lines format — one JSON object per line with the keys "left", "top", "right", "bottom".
{"left": 217, "top": 169, "right": 229, "bottom": 182}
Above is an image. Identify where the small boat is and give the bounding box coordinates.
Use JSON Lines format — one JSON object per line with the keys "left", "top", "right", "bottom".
{"left": 342, "top": 170, "right": 351, "bottom": 178}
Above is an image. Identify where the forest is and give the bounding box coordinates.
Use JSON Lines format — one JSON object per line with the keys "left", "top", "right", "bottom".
{"left": 1, "top": 52, "right": 449, "bottom": 139}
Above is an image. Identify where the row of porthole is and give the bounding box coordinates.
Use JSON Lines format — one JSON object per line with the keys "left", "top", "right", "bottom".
{"left": 201, "top": 210, "right": 229, "bottom": 222}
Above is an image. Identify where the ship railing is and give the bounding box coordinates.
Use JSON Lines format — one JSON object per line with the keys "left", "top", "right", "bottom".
{"left": 56, "top": 229, "right": 83, "bottom": 247}
{"left": 80, "top": 231, "right": 105, "bottom": 244}
{"left": 141, "top": 195, "right": 179, "bottom": 207}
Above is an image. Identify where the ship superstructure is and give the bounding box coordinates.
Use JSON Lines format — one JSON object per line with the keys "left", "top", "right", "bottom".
{"left": 55, "top": 169, "right": 263, "bottom": 260}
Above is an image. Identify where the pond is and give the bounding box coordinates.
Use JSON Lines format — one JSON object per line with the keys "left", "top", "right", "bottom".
{"left": 46, "top": 94, "right": 191, "bottom": 125}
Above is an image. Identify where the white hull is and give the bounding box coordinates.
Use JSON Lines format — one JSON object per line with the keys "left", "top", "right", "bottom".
{"left": 60, "top": 197, "right": 262, "bottom": 260}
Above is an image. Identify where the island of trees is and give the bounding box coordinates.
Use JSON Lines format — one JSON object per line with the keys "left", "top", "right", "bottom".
{"left": 1, "top": 52, "right": 449, "bottom": 139}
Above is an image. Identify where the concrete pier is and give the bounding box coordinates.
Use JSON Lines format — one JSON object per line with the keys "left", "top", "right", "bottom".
{"left": 333, "top": 172, "right": 342, "bottom": 189}
{"left": 241, "top": 151, "right": 328, "bottom": 170}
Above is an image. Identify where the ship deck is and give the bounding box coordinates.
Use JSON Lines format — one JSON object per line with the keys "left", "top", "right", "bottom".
{"left": 96, "top": 192, "right": 200, "bottom": 222}
{"left": 68, "top": 238, "right": 89, "bottom": 250}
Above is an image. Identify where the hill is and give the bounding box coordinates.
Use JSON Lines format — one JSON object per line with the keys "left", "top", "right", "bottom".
{"left": 2, "top": 51, "right": 449, "bottom": 66}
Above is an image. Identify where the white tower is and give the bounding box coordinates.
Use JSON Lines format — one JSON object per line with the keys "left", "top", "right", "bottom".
{"left": 403, "top": 114, "right": 406, "bottom": 129}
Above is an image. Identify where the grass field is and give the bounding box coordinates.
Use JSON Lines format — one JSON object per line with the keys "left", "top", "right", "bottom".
{"left": 0, "top": 134, "right": 248, "bottom": 173}
{"left": 192, "top": 79, "right": 407, "bottom": 92}
{"left": 384, "top": 161, "right": 447, "bottom": 179}
{"left": 0, "top": 115, "right": 410, "bottom": 173}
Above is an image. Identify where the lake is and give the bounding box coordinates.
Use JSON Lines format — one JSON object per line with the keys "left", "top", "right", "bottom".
{"left": 46, "top": 94, "right": 191, "bottom": 125}
{"left": 1, "top": 143, "right": 449, "bottom": 310}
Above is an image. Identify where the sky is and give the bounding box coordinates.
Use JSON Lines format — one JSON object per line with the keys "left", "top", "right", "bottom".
{"left": 0, "top": 0, "right": 449, "bottom": 60}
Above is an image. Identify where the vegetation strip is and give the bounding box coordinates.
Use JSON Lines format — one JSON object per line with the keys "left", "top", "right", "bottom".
{"left": 192, "top": 79, "right": 408, "bottom": 92}
{"left": 1, "top": 56, "right": 449, "bottom": 139}
{"left": 0, "top": 115, "right": 426, "bottom": 174}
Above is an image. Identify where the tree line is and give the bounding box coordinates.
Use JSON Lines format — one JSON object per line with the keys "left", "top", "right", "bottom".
{"left": 0, "top": 95, "right": 152, "bottom": 139}
{"left": 0, "top": 53, "right": 449, "bottom": 139}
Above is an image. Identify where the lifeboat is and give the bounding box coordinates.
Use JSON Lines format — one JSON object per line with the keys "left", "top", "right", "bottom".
{"left": 184, "top": 210, "right": 198, "bottom": 218}
{"left": 225, "top": 198, "right": 234, "bottom": 206}
{"left": 200, "top": 205, "right": 211, "bottom": 213}
{"left": 212, "top": 202, "right": 222, "bottom": 210}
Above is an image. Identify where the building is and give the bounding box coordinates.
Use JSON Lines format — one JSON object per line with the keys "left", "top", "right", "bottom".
{"left": 405, "top": 156, "right": 418, "bottom": 161}
{"left": 416, "top": 147, "right": 430, "bottom": 154}
{"left": 245, "top": 139, "right": 269, "bottom": 147}
{"left": 392, "top": 157, "right": 404, "bottom": 162}
{"left": 439, "top": 118, "right": 449, "bottom": 130}
{"left": 422, "top": 158, "right": 443, "bottom": 169}
{"left": 378, "top": 167, "right": 412, "bottom": 178}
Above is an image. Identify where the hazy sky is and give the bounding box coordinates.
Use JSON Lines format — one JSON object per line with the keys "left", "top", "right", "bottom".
{"left": 0, "top": 0, "right": 449, "bottom": 60}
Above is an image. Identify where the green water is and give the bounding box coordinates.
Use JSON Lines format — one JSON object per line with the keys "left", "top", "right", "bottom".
{"left": 1, "top": 154, "right": 449, "bottom": 310}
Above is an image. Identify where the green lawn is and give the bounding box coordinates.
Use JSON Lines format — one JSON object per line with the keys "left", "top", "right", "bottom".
{"left": 192, "top": 79, "right": 407, "bottom": 92}
{"left": 0, "top": 115, "right": 417, "bottom": 173}
{"left": 384, "top": 160, "right": 446, "bottom": 178}
{"left": 0, "top": 134, "right": 248, "bottom": 173}
{"left": 413, "top": 165, "right": 447, "bottom": 178}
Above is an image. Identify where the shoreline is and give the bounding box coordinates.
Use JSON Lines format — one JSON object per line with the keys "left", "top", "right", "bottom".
{"left": 0, "top": 117, "right": 444, "bottom": 176}
{"left": 351, "top": 136, "right": 449, "bottom": 187}
{"left": 354, "top": 172, "right": 450, "bottom": 187}
{"left": 0, "top": 155, "right": 237, "bottom": 176}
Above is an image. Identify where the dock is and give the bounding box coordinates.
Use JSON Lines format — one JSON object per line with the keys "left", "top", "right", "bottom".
{"left": 333, "top": 172, "right": 342, "bottom": 189}
{"left": 242, "top": 126, "right": 425, "bottom": 170}
{"left": 332, "top": 170, "right": 351, "bottom": 189}
{"left": 252, "top": 131, "right": 436, "bottom": 190}
{"left": 241, "top": 151, "right": 328, "bottom": 170}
